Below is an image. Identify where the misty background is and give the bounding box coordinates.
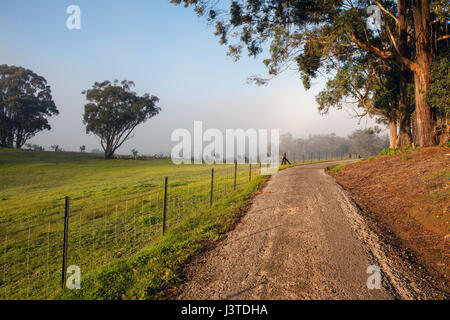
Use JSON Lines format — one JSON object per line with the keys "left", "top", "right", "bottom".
{"left": 0, "top": 0, "right": 381, "bottom": 156}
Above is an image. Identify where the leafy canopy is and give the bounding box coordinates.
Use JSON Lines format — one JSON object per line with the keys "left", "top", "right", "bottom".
{"left": 82, "top": 80, "right": 160, "bottom": 159}
{"left": 0, "top": 64, "right": 59, "bottom": 148}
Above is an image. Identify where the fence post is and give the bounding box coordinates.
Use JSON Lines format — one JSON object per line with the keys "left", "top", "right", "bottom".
{"left": 62, "top": 196, "right": 70, "bottom": 289}
{"left": 249, "top": 163, "right": 252, "bottom": 181}
{"left": 319, "top": 152, "right": 321, "bottom": 161}
{"left": 210, "top": 168, "right": 214, "bottom": 206}
{"left": 162, "top": 177, "right": 168, "bottom": 235}
{"left": 234, "top": 161, "right": 237, "bottom": 191}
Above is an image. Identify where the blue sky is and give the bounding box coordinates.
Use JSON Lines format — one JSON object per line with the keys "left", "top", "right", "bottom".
{"left": 0, "top": 0, "right": 377, "bottom": 155}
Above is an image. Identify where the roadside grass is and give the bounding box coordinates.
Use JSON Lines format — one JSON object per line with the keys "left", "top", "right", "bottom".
{"left": 331, "top": 164, "right": 348, "bottom": 172}
{"left": 379, "top": 145, "right": 422, "bottom": 157}
{"left": 379, "top": 148, "right": 402, "bottom": 156}
{"left": 62, "top": 177, "right": 266, "bottom": 300}
{"left": 0, "top": 149, "right": 267, "bottom": 299}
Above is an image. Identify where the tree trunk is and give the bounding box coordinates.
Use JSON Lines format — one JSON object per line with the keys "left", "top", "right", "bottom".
{"left": 389, "top": 119, "right": 399, "bottom": 149}
{"left": 413, "top": 65, "right": 434, "bottom": 146}
{"left": 397, "top": 77, "right": 413, "bottom": 147}
{"left": 397, "top": 0, "right": 413, "bottom": 148}
{"left": 104, "top": 144, "right": 114, "bottom": 159}
{"left": 105, "top": 151, "right": 114, "bottom": 159}
{"left": 412, "top": 0, "right": 435, "bottom": 146}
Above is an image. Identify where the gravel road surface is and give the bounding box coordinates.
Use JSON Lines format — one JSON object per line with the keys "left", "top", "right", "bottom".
{"left": 178, "top": 161, "right": 443, "bottom": 300}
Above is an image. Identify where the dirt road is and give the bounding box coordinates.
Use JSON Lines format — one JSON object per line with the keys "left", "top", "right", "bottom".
{"left": 178, "top": 161, "right": 443, "bottom": 300}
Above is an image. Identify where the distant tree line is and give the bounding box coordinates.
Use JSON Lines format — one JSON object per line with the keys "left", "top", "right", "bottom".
{"left": 280, "top": 128, "right": 389, "bottom": 159}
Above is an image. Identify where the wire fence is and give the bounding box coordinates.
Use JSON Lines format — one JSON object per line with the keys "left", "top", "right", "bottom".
{"left": 288, "top": 151, "right": 361, "bottom": 163}
{"left": 0, "top": 153, "right": 368, "bottom": 300}
{"left": 1, "top": 161, "right": 271, "bottom": 300}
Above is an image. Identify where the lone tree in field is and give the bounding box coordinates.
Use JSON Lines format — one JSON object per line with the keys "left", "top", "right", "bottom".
{"left": 82, "top": 80, "right": 160, "bottom": 159}
{"left": 0, "top": 64, "right": 59, "bottom": 148}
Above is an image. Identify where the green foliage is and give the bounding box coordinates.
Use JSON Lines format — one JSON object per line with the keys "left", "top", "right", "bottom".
{"left": 331, "top": 164, "right": 347, "bottom": 172}
{"left": 0, "top": 64, "right": 59, "bottom": 148}
{"left": 402, "top": 155, "right": 410, "bottom": 161}
{"left": 427, "top": 54, "right": 450, "bottom": 114}
{"left": 379, "top": 145, "right": 421, "bottom": 156}
{"left": 172, "top": 0, "right": 375, "bottom": 87}
{"left": 316, "top": 56, "right": 402, "bottom": 124}
{"left": 82, "top": 80, "right": 160, "bottom": 159}
{"left": 173, "top": 1, "right": 448, "bottom": 146}
{"left": 379, "top": 148, "right": 402, "bottom": 156}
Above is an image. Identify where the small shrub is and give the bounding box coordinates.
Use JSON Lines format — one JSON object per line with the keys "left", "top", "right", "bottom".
{"left": 402, "top": 155, "right": 410, "bottom": 161}
{"left": 332, "top": 164, "right": 347, "bottom": 172}
{"left": 368, "top": 156, "right": 375, "bottom": 161}
{"left": 379, "top": 148, "right": 401, "bottom": 156}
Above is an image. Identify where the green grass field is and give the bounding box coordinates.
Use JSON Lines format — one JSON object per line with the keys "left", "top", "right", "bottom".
{"left": 0, "top": 148, "right": 271, "bottom": 300}
{"left": 0, "top": 149, "right": 343, "bottom": 300}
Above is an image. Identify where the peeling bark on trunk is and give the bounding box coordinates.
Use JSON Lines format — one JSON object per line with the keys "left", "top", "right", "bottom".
{"left": 413, "top": 66, "right": 434, "bottom": 146}
{"left": 397, "top": 0, "right": 413, "bottom": 148}
{"left": 389, "top": 119, "right": 399, "bottom": 149}
{"left": 412, "top": 0, "right": 435, "bottom": 146}
{"left": 397, "top": 77, "right": 413, "bottom": 147}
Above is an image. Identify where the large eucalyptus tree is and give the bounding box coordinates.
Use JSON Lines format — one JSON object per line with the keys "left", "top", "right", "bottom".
{"left": 172, "top": 0, "right": 449, "bottom": 146}
{"left": 82, "top": 80, "right": 160, "bottom": 159}
{"left": 0, "top": 64, "right": 59, "bottom": 148}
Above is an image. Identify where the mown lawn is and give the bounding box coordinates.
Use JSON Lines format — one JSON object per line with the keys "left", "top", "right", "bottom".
{"left": 0, "top": 149, "right": 268, "bottom": 299}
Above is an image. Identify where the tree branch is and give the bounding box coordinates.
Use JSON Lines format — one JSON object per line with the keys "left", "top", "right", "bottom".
{"left": 437, "top": 34, "right": 450, "bottom": 41}
{"left": 374, "top": 1, "right": 399, "bottom": 25}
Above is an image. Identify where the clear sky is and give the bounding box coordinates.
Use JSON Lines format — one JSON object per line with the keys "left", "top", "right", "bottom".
{"left": 0, "top": 0, "right": 377, "bottom": 155}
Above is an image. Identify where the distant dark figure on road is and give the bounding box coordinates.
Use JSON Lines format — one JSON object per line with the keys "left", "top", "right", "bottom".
{"left": 281, "top": 152, "right": 291, "bottom": 166}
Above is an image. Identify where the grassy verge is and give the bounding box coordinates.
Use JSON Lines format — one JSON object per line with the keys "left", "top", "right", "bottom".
{"left": 331, "top": 163, "right": 348, "bottom": 172}
{"left": 62, "top": 176, "right": 267, "bottom": 300}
